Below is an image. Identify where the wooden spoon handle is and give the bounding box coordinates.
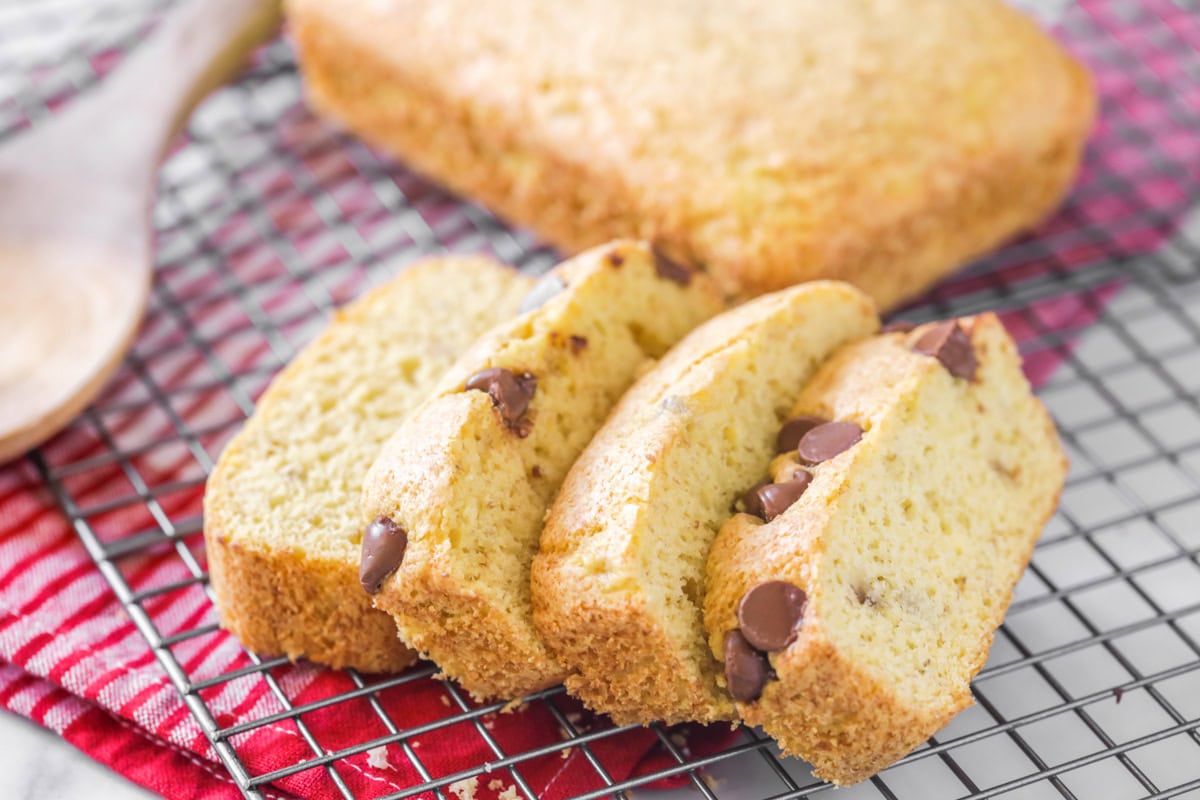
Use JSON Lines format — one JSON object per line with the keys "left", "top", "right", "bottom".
{"left": 22, "top": 0, "right": 282, "bottom": 182}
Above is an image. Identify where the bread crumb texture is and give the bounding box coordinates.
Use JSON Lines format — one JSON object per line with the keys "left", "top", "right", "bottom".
{"left": 288, "top": 0, "right": 1094, "bottom": 309}
{"left": 362, "top": 241, "right": 723, "bottom": 700}
{"left": 705, "top": 314, "right": 1067, "bottom": 784}
{"left": 204, "top": 258, "right": 531, "bottom": 671}
{"left": 533, "top": 281, "right": 878, "bottom": 724}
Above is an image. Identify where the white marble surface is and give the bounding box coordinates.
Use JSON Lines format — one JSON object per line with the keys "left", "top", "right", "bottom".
{"left": 0, "top": 711, "right": 153, "bottom": 800}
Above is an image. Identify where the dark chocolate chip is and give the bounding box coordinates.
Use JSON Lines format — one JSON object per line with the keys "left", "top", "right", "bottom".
{"left": 737, "top": 580, "right": 807, "bottom": 651}
{"left": 913, "top": 320, "right": 978, "bottom": 381}
{"left": 724, "top": 630, "right": 770, "bottom": 703}
{"left": 737, "top": 481, "right": 772, "bottom": 517}
{"left": 742, "top": 475, "right": 812, "bottom": 522}
{"left": 519, "top": 273, "right": 566, "bottom": 314}
{"left": 569, "top": 334, "right": 588, "bottom": 354}
{"left": 776, "top": 415, "right": 828, "bottom": 453}
{"left": 531, "top": 465, "right": 543, "bottom": 478}
{"left": 797, "top": 421, "right": 863, "bottom": 465}
{"left": 652, "top": 249, "right": 694, "bottom": 286}
{"left": 464, "top": 367, "right": 537, "bottom": 432}
{"left": 881, "top": 320, "right": 917, "bottom": 334}
{"left": 760, "top": 475, "right": 813, "bottom": 521}
{"left": 360, "top": 516, "right": 408, "bottom": 594}
{"left": 606, "top": 250, "right": 625, "bottom": 267}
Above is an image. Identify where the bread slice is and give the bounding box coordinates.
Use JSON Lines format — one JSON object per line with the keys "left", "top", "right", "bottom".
{"left": 288, "top": 0, "right": 1093, "bottom": 310}
{"left": 360, "top": 241, "right": 723, "bottom": 700}
{"left": 532, "top": 282, "right": 878, "bottom": 724}
{"left": 205, "top": 258, "right": 531, "bottom": 672}
{"left": 704, "top": 314, "right": 1067, "bottom": 784}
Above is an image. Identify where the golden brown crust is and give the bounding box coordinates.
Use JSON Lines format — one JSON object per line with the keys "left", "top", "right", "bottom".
{"left": 363, "top": 391, "right": 564, "bottom": 697}
{"left": 287, "top": 0, "right": 1094, "bottom": 310}
{"left": 205, "top": 523, "right": 413, "bottom": 672}
{"left": 704, "top": 314, "right": 1068, "bottom": 784}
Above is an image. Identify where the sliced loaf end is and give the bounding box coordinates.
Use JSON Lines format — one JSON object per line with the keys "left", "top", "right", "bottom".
{"left": 205, "top": 257, "right": 531, "bottom": 672}
{"left": 705, "top": 313, "right": 1067, "bottom": 783}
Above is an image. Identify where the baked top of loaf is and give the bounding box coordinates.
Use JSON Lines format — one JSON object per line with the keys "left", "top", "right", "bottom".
{"left": 360, "top": 241, "right": 723, "bottom": 700}
{"left": 289, "top": 0, "right": 1093, "bottom": 308}
{"left": 533, "top": 281, "right": 878, "bottom": 725}
{"left": 204, "top": 257, "right": 531, "bottom": 672}
{"left": 704, "top": 314, "right": 1067, "bottom": 784}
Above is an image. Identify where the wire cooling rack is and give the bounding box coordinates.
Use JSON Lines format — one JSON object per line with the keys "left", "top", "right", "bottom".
{"left": 3, "top": 0, "right": 1200, "bottom": 798}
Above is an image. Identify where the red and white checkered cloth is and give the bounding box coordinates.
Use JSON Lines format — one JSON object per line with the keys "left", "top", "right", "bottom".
{"left": 2, "top": 2, "right": 1198, "bottom": 798}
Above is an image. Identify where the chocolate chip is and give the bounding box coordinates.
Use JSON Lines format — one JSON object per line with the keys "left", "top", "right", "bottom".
{"left": 797, "top": 421, "right": 863, "bottom": 465}
{"left": 913, "top": 320, "right": 978, "bottom": 381}
{"left": 360, "top": 516, "right": 408, "bottom": 594}
{"left": 606, "top": 250, "right": 625, "bottom": 267}
{"left": 464, "top": 368, "right": 537, "bottom": 434}
{"left": 569, "top": 334, "right": 588, "bottom": 354}
{"left": 745, "top": 475, "right": 812, "bottom": 522}
{"left": 724, "top": 630, "right": 770, "bottom": 703}
{"left": 652, "top": 249, "right": 693, "bottom": 286}
{"left": 737, "top": 580, "right": 807, "bottom": 651}
{"left": 776, "top": 415, "right": 828, "bottom": 453}
{"left": 531, "top": 465, "right": 543, "bottom": 478}
{"left": 881, "top": 320, "right": 916, "bottom": 334}
{"left": 737, "top": 481, "right": 772, "bottom": 517}
{"left": 519, "top": 273, "right": 566, "bottom": 314}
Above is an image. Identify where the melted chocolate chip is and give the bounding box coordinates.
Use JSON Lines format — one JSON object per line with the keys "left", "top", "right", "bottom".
{"left": 797, "top": 421, "right": 863, "bottom": 465}
{"left": 360, "top": 516, "right": 408, "bottom": 594}
{"left": 465, "top": 368, "right": 537, "bottom": 434}
{"left": 745, "top": 475, "right": 812, "bottom": 522}
{"left": 606, "top": 250, "right": 625, "bottom": 267}
{"left": 569, "top": 334, "right": 588, "bottom": 354}
{"left": 652, "top": 249, "right": 694, "bottom": 286}
{"left": 519, "top": 273, "right": 566, "bottom": 314}
{"left": 776, "top": 415, "right": 828, "bottom": 453}
{"left": 724, "top": 630, "right": 770, "bottom": 703}
{"left": 913, "top": 320, "right": 978, "bottom": 381}
{"left": 737, "top": 580, "right": 807, "bottom": 651}
{"left": 881, "top": 319, "right": 917, "bottom": 334}
{"left": 737, "top": 481, "right": 772, "bottom": 517}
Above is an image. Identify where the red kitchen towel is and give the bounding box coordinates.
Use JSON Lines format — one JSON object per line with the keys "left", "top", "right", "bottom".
{"left": 1, "top": 1, "right": 1197, "bottom": 798}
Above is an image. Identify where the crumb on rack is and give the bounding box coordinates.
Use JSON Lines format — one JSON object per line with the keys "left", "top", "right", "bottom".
{"left": 448, "top": 776, "right": 479, "bottom": 800}
{"left": 366, "top": 745, "right": 392, "bottom": 770}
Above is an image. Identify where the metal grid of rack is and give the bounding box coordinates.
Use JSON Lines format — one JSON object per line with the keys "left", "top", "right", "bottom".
{"left": 3, "top": 0, "right": 1200, "bottom": 798}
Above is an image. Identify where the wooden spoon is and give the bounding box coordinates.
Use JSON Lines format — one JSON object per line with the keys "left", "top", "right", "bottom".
{"left": 0, "top": 0, "right": 281, "bottom": 463}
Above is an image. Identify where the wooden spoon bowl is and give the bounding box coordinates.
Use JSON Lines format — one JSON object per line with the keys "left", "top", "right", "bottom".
{"left": 0, "top": 0, "right": 280, "bottom": 463}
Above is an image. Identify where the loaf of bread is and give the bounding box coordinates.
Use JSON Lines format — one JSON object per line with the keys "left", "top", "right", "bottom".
{"left": 205, "top": 258, "right": 531, "bottom": 672}
{"left": 360, "top": 241, "right": 723, "bottom": 700}
{"left": 288, "top": 0, "right": 1093, "bottom": 310}
{"left": 704, "top": 315, "right": 1067, "bottom": 784}
{"left": 533, "top": 282, "right": 878, "bottom": 724}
